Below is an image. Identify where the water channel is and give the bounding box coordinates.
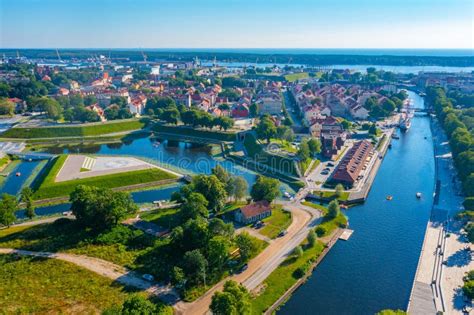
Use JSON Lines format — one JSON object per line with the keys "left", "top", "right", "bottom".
{"left": 278, "top": 91, "right": 436, "bottom": 314}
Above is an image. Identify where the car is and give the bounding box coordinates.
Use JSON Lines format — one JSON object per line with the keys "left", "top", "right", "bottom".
{"left": 278, "top": 230, "right": 287, "bottom": 237}
{"left": 237, "top": 264, "right": 248, "bottom": 274}
{"left": 321, "top": 170, "right": 329, "bottom": 175}
{"left": 142, "top": 274, "right": 154, "bottom": 282}
{"left": 327, "top": 162, "right": 335, "bottom": 167}
{"left": 253, "top": 221, "right": 264, "bottom": 229}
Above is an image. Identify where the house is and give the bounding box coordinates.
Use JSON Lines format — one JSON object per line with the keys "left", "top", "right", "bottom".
{"left": 129, "top": 98, "right": 145, "bottom": 116}
{"left": 8, "top": 97, "right": 26, "bottom": 112}
{"left": 234, "top": 201, "right": 272, "bottom": 224}
{"left": 330, "top": 140, "right": 373, "bottom": 187}
{"left": 231, "top": 103, "right": 249, "bottom": 118}
{"left": 86, "top": 103, "right": 106, "bottom": 122}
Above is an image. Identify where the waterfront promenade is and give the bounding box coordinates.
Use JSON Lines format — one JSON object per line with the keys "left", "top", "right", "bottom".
{"left": 408, "top": 117, "right": 471, "bottom": 314}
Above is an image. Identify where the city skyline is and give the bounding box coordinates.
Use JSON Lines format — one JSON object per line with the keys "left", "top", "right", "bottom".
{"left": 1, "top": 0, "right": 473, "bottom": 49}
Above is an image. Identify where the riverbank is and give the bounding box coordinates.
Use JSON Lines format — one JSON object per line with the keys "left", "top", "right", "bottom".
{"left": 408, "top": 115, "right": 471, "bottom": 314}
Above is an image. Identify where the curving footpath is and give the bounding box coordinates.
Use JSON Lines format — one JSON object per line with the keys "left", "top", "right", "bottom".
{"left": 0, "top": 248, "right": 179, "bottom": 303}
{"left": 174, "top": 199, "right": 321, "bottom": 315}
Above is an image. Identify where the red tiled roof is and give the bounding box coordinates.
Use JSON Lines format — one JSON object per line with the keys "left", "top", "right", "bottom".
{"left": 240, "top": 201, "right": 271, "bottom": 219}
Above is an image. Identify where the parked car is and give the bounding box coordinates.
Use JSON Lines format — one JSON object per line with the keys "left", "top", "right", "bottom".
{"left": 237, "top": 264, "right": 248, "bottom": 274}
{"left": 253, "top": 221, "right": 264, "bottom": 229}
{"left": 278, "top": 230, "right": 287, "bottom": 237}
{"left": 142, "top": 274, "right": 154, "bottom": 282}
{"left": 321, "top": 170, "right": 329, "bottom": 175}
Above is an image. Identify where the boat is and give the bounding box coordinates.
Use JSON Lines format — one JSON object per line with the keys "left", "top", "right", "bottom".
{"left": 284, "top": 191, "right": 291, "bottom": 198}
{"left": 386, "top": 195, "right": 393, "bottom": 201}
{"left": 388, "top": 143, "right": 392, "bottom": 149}
{"left": 416, "top": 192, "right": 422, "bottom": 199}
{"left": 391, "top": 134, "right": 400, "bottom": 140}
{"left": 15, "top": 172, "right": 21, "bottom": 177}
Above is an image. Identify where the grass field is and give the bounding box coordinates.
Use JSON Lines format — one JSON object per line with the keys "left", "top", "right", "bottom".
{"left": 243, "top": 134, "right": 298, "bottom": 177}
{"left": 0, "top": 222, "right": 148, "bottom": 267}
{"left": 31, "top": 155, "right": 177, "bottom": 200}
{"left": 140, "top": 207, "right": 181, "bottom": 229}
{"left": 260, "top": 206, "right": 292, "bottom": 239}
{"left": 1, "top": 119, "right": 146, "bottom": 139}
{"left": 153, "top": 124, "right": 236, "bottom": 142}
{"left": 0, "top": 254, "right": 135, "bottom": 314}
{"left": 250, "top": 241, "right": 325, "bottom": 314}
{"left": 313, "top": 190, "right": 350, "bottom": 201}
{"left": 284, "top": 72, "right": 309, "bottom": 82}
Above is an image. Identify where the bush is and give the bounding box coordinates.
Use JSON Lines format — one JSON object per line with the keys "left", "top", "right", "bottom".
{"left": 315, "top": 226, "right": 328, "bottom": 237}
{"left": 293, "top": 266, "right": 306, "bottom": 279}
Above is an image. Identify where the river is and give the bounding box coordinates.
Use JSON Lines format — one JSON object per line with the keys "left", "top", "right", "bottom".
{"left": 278, "top": 91, "right": 436, "bottom": 314}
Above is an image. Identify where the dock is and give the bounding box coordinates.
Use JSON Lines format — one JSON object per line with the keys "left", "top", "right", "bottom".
{"left": 339, "top": 229, "right": 354, "bottom": 241}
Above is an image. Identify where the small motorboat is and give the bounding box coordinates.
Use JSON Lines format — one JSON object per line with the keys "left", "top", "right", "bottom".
{"left": 15, "top": 172, "right": 21, "bottom": 177}
{"left": 416, "top": 192, "right": 422, "bottom": 199}
{"left": 388, "top": 143, "right": 392, "bottom": 149}
{"left": 386, "top": 195, "right": 393, "bottom": 201}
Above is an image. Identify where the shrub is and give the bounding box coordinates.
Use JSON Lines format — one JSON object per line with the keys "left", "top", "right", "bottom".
{"left": 315, "top": 226, "right": 328, "bottom": 237}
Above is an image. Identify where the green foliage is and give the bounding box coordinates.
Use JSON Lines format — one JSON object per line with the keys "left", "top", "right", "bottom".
{"left": 235, "top": 231, "right": 259, "bottom": 262}
{"left": 0, "top": 97, "right": 14, "bottom": 115}
{"left": 180, "top": 192, "right": 209, "bottom": 222}
{"left": 375, "top": 310, "right": 407, "bottom": 315}
{"left": 256, "top": 115, "right": 277, "bottom": 143}
{"left": 222, "top": 77, "right": 246, "bottom": 88}
{"left": 250, "top": 176, "right": 280, "bottom": 203}
{"left": 20, "top": 187, "right": 35, "bottom": 219}
{"left": 2, "top": 119, "right": 146, "bottom": 138}
{"left": 0, "top": 193, "right": 18, "bottom": 227}
{"left": 211, "top": 280, "right": 251, "bottom": 315}
{"left": 192, "top": 174, "right": 228, "bottom": 211}
{"left": 152, "top": 123, "right": 236, "bottom": 141}
{"left": 307, "top": 230, "right": 317, "bottom": 247}
{"left": 70, "top": 185, "right": 138, "bottom": 231}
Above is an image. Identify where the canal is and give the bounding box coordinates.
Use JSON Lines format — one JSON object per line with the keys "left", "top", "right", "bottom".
{"left": 278, "top": 91, "right": 436, "bottom": 314}
{"left": 5, "top": 138, "right": 271, "bottom": 218}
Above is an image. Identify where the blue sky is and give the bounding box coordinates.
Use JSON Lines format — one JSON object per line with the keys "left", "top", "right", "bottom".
{"left": 1, "top": 0, "right": 472, "bottom": 48}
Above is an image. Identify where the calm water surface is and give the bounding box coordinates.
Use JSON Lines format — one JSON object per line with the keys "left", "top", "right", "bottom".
{"left": 278, "top": 91, "right": 435, "bottom": 314}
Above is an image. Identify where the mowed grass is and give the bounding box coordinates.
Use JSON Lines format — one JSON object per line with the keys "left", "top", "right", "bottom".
{"left": 31, "top": 155, "right": 177, "bottom": 200}
{"left": 259, "top": 206, "right": 292, "bottom": 239}
{"left": 250, "top": 241, "right": 325, "bottom": 314}
{"left": 140, "top": 207, "right": 181, "bottom": 229}
{"left": 284, "top": 72, "right": 309, "bottom": 82}
{"left": 0, "top": 254, "right": 132, "bottom": 314}
{"left": 1, "top": 119, "right": 146, "bottom": 139}
{"left": 314, "top": 190, "right": 350, "bottom": 201}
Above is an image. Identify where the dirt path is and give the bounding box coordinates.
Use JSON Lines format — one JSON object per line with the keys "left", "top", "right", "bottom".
{"left": 0, "top": 248, "right": 178, "bottom": 303}
{"left": 174, "top": 200, "right": 320, "bottom": 315}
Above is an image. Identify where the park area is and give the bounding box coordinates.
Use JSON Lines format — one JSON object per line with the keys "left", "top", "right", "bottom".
{"left": 32, "top": 154, "right": 179, "bottom": 200}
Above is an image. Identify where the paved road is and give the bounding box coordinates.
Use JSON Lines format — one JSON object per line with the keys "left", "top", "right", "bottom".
{"left": 174, "top": 199, "right": 322, "bottom": 315}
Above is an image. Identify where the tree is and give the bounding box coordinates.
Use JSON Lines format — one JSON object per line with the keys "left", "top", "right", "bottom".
{"left": 249, "top": 103, "right": 259, "bottom": 117}
{"left": 227, "top": 176, "right": 248, "bottom": 201}
{"left": 215, "top": 116, "right": 234, "bottom": 131}
{"left": 70, "top": 185, "right": 138, "bottom": 231}
{"left": 0, "top": 194, "right": 17, "bottom": 227}
{"left": 335, "top": 184, "right": 345, "bottom": 198}
{"left": 327, "top": 200, "right": 340, "bottom": 219}
{"left": 307, "top": 138, "right": 321, "bottom": 156}
{"left": 182, "top": 249, "right": 208, "bottom": 285}
{"left": 120, "top": 295, "right": 157, "bottom": 314}
{"left": 235, "top": 231, "right": 257, "bottom": 262}
{"left": 307, "top": 230, "right": 317, "bottom": 247}
{"left": 31, "top": 97, "right": 62, "bottom": 120}
{"left": 192, "top": 175, "right": 228, "bottom": 211}
{"left": 0, "top": 98, "right": 14, "bottom": 115}
{"left": 20, "top": 187, "right": 35, "bottom": 219}
{"left": 209, "top": 218, "right": 234, "bottom": 238}
{"left": 180, "top": 192, "right": 209, "bottom": 222}
{"left": 293, "top": 245, "right": 303, "bottom": 257}
{"left": 256, "top": 115, "right": 277, "bottom": 143}
{"left": 211, "top": 280, "right": 251, "bottom": 315}
{"left": 212, "top": 165, "right": 230, "bottom": 184}
{"left": 368, "top": 123, "right": 378, "bottom": 135}
{"left": 207, "top": 236, "right": 230, "bottom": 271}
{"left": 250, "top": 176, "right": 280, "bottom": 203}
{"left": 170, "top": 266, "right": 186, "bottom": 288}
{"left": 160, "top": 107, "right": 180, "bottom": 125}
{"left": 298, "top": 138, "right": 311, "bottom": 161}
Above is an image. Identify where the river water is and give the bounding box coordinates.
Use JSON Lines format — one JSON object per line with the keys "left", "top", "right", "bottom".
{"left": 278, "top": 91, "right": 435, "bottom": 314}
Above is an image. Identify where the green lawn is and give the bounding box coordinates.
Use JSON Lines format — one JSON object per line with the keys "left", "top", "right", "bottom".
{"left": 31, "top": 155, "right": 177, "bottom": 200}
{"left": 302, "top": 201, "right": 348, "bottom": 237}
{"left": 1, "top": 119, "right": 146, "bottom": 139}
{"left": 153, "top": 123, "right": 236, "bottom": 142}
{"left": 140, "top": 207, "right": 181, "bottom": 229}
{"left": 243, "top": 134, "right": 298, "bottom": 177}
{"left": 250, "top": 241, "right": 325, "bottom": 314}
{"left": 260, "top": 206, "right": 292, "bottom": 239}
{"left": 284, "top": 72, "right": 309, "bottom": 82}
{"left": 0, "top": 254, "right": 136, "bottom": 314}
{"left": 313, "top": 190, "right": 350, "bottom": 201}
{"left": 302, "top": 201, "right": 329, "bottom": 215}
